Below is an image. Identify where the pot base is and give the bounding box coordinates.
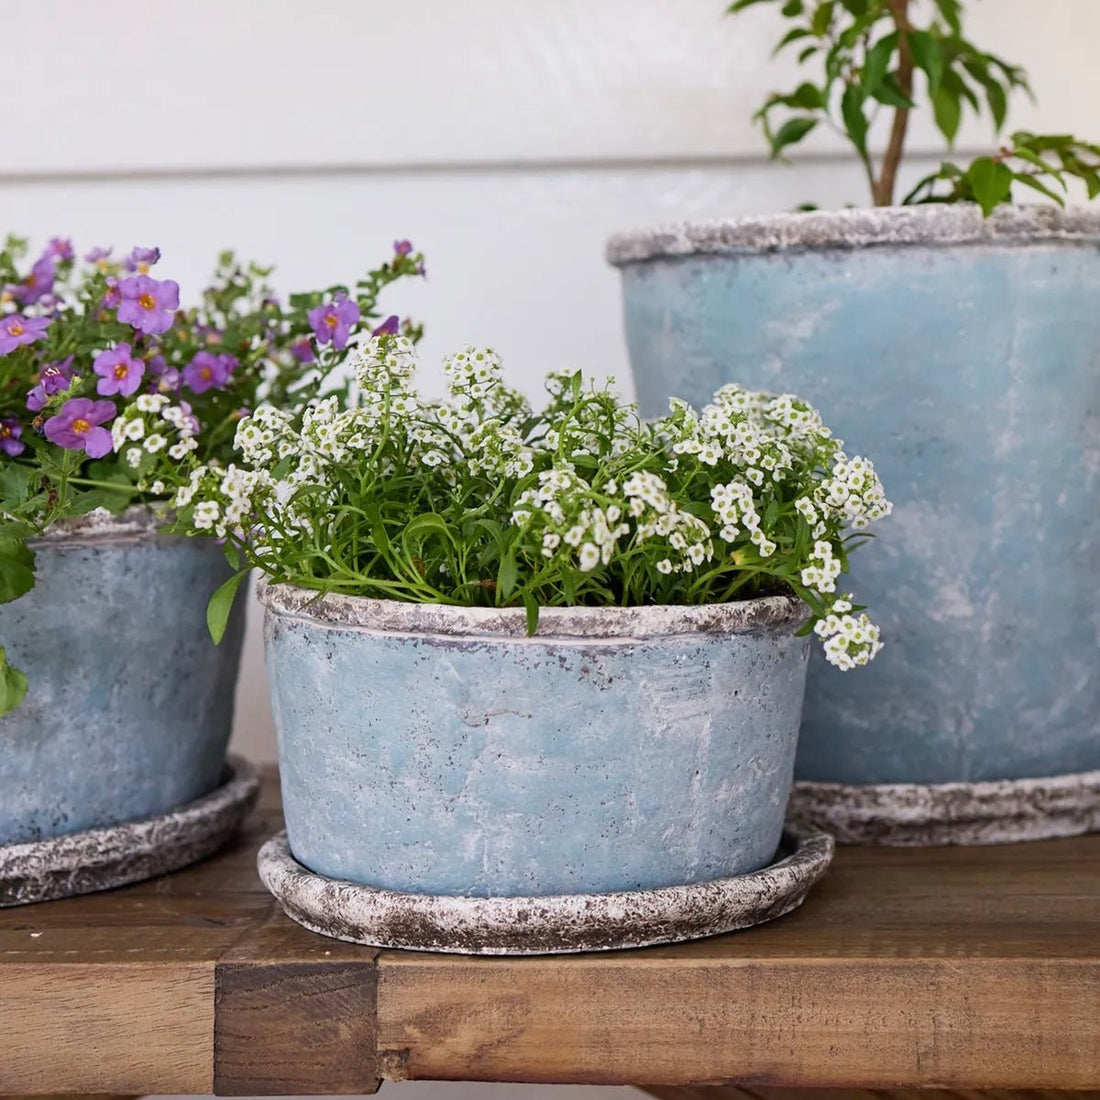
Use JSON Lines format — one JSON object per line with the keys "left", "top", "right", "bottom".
{"left": 0, "top": 756, "right": 261, "bottom": 907}
{"left": 257, "top": 825, "right": 834, "bottom": 956}
{"left": 788, "top": 769, "right": 1100, "bottom": 846}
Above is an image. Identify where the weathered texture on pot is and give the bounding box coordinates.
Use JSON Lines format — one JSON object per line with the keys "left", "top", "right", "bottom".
{"left": 610, "top": 204, "right": 1100, "bottom": 789}
{"left": 788, "top": 769, "right": 1100, "bottom": 846}
{"left": 0, "top": 756, "right": 260, "bottom": 907}
{"left": 261, "top": 582, "right": 812, "bottom": 898}
{"left": 257, "top": 825, "right": 834, "bottom": 955}
{"left": 0, "top": 508, "right": 246, "bottom": 845}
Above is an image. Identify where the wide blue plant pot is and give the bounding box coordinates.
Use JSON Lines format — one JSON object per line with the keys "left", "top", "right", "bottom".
{"left": 609, "top": 206, "right": 1100, "bottom": 841}
{"left": 0, "top": 509, "right": 246, "bottom": 846}
{"left": 261, "top": 582, "right": 810, "bottom": 898}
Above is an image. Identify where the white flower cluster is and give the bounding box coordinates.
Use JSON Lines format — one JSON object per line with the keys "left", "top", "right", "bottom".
{"left": 813, "top": 596, "right": 884, "bottom": 671}
{"left": 177, "top": 339, "right": 890, "bottom": 672}
{"left": 109, "top": 393, "right": 200, "bottom": 486}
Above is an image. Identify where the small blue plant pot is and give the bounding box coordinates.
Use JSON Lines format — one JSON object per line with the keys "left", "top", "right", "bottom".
{"left": 609, "top": 205, "right": 1100, "bottom": 843}
{"left": 260, "top": 582, "right": 811, "bottom": 898}
{"left": 0, "top": 509, "right": 246, "bottom": 846}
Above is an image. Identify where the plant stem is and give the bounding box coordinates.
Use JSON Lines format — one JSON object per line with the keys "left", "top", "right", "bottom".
{"left": 874, "top": 0, "right": 914, "bottom": 206}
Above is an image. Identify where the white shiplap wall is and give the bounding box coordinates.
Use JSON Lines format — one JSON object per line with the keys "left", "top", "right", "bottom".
{"left": 6, "top": 5, "right": 1095, "bottom": 1095}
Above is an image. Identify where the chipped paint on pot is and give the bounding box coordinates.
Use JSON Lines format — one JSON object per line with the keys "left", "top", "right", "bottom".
{"left": 260, "top": 581, "right": 812, "bottom": 898}
{"left": 609, "top": 205, "right": 1100, "bottom": 798}
{"left": 0, "top": 508, "right": 246, "bottom": 845}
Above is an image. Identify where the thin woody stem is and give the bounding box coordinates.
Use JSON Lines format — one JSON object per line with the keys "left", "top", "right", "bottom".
{"left": 873, "top": 0, "right": 914, "bottom": 206}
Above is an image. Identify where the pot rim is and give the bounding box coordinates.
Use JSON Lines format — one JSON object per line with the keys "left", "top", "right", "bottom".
{"left": 606, "top": 203, "right": 1100, "bottom": 266}
{"left": 28, "top": 503, "right": 169, "bottom": 547}
{"left": 257, "top": 577, "right": 810, "bottom": 640}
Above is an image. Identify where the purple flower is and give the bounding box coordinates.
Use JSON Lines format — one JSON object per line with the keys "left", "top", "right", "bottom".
{"left": 117, "top": 275, "right": 179, "bottom": 335}
{"left": 46, "top": 237, "right": 74, "bottom": 261}
{"left": 0, "top": 417, "right": 24, "bottom": 457}
{"left": 26, "top": 356, "right": 76, "bottom": 411}
{"left": 43, "top": 397, "right": 115, "bottom": 458}
{"left": 178, "top": 400, "right": 200, "bottom": 435}
{"left": 394, "top": 239, "right": 413, "bottom": 256}
{"left": 183, "top": 350, "right": 235, "bottom": 394}
{"left": 84, "top": 246, "right": 112, "bottom": 267}
{"left": 146, "top": 354, "right": 181, "bottom": 392}
{"left": 307, "top": 292, "right": 359, "bottom": 350}
{"left": 0, "top": 314, "right": 50, "bottom": 355}
{"left": 100, "top": 275, "right": 121, "bottom": 312}
{"left": 290, "top": 337, "right": 315, "bottom": 364}
{"left": 372, "top": 314, "right": 400, "bottom": 336}
{"left": 93, "top": 343, "right": 145, "bottom": 397}
{"left": 125, "top": 246, "right": 161, "bottom": 274}
{"left": 7, "top": 255, "right": 57, "bottom": 305}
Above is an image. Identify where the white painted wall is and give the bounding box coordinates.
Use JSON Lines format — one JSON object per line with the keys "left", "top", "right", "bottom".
{"left": 6, "top": 4, "right": 1094, "bottom": 1094}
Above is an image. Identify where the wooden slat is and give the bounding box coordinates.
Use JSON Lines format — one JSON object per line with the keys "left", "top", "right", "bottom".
{"left": 376, "top": 954, "right": 1100, "bottom": 1088}
{"left": 639, "top": 1089, "right": 1100, "bottom": 1100}
{"left": 0, "top": 963, "right": 213, "bottom": 1095}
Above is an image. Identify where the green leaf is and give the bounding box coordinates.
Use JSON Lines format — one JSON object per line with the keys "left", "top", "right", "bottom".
{"left": 770, "top": 116, "right": 818, "bottom": 157}
{"left": 0, "top": 645, "right": 28, "bottom": 717}
{"left": 781, "top": 0, "right": 804, "bottom": 14}
{"left": 840, "top": 85, "right": 869, "bottom": 155}
{"left": 789, "top": 81, "right": 825, "bottom": 109}
{"left": 772, "top": 27, "right": 812, "bottom": 55}
{"left": 967, "top": 157, "right": 1014, "bottom": 216}
{"left": 810, "top": 0, "right": 835, "bottom": 37}
{"left": 862, "top": 32, "right": 898, "bottom": 93}
{"left": 67, "top": 486, "right": 134, "bottom": 517}
{"left": 0, "top": 464, "right": 36, "bottom": 510}
{"left": 496, "top": 550, "right": 519, "bottom": 602}
{"left": 1013, "top": 173, "right": 1066, "bottom": 206}
{"left": 932, "top": 86, "right": 962, "bottom": 144}
{"left": 0, "top": 539, "right": 35, "bottom": 604}
{"left": 727, "top": 0, "right": 774, "bottom": 10}
{"left": 523, "top": 593, "right": 541, "bottom": 637}
{"left": 907, "top": 30, "right": 944, "bottom": 93}
{"left": 206, "top": 570, "right": 249, "bottom": 645}
{"left": 871, "top": 72, "right": 915, "bottom": 109}
{"left": 933, "top": 0, "right": 962, "bottom": 34}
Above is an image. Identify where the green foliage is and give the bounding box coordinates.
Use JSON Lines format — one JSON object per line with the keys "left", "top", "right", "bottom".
{"left": 727, "top": 0, "right": 1096, "bottom": 212}
{"left": 0, "top": 645, "right": 28, "bottom": 716}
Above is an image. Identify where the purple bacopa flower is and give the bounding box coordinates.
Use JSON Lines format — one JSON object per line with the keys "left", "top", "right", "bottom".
{"left": 0, "top": 417, "right": 25, "bottom": 457}
{"left": 44, "top": 397, "right": 116, "bottom": 458}
{"left": 7, "top": 255, "right": 58, "bottom": 306}
{"left": 307, "top": 291, "right": 359, "bottom": 350}
{"left": 178, "top": 400, "right": 200, "bottom": 434}
{"left": 394, "top": 239, "right": 413, "bottom": 256}
{"left": 26, "top": 355, "right": 76, "bottom": 411}
{"left": 125, "top": 246, "right": 161, "bottom": 274}
{"left": 146, "top": 353, "right": 181, "bottom": 392}
{"left": 183, "top": 350, "right": 235, "bottom": 394}
{"left": 372, "top": 314, "right": 400, "bottom": 336}
{"left": 46, "top": 237, "right": 74, "bottom": 260}
{"left": 100, "top": 275, "right": 121, "bottom": 312}
{"left": 290, "top": 337, "right": 315, "bottom": 364}
{"left": 117, "top": 274, "right": 179, "bottom": 335}
{"left": 93, "top": 343, "right": 145, "bottom": 397}
{"left": 0, "top": 314, "right": 50, "bottom": 355}
{"left": 84, "top": 246, "right": 112, "bottom": 267}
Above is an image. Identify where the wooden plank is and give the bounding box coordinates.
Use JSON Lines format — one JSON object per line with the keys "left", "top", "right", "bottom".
{"left": 376, "top": 954, "right": 1100, "bottom": 1088}
{"left": 640, "top": 1089, "right": 1100, "bottom": 1100}
{"left": 0, "top": 963, "right": 212, "bottom": 1095}
{"left": 213, "top": 908, "right": 382, "bottom": 1094}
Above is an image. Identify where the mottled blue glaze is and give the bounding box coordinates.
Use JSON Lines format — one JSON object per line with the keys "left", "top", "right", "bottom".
{"left": 262, "top": 586, "right": 810, "bottom": 898}
{"left": 0, "top": 511, "right": 245, "bottom": 845}
{"left": 611, "top": 207, "right": 1100, "bottom": 785}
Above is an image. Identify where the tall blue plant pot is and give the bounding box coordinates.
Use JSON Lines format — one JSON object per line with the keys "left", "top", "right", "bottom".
{"left": 609, "top": 206, "right": 1100, "bottom": 844}
{"left": 261, "top": 582, "right": 810, "bottom": 900}
{"left": 0, "top": 508, "right": 246, "bottom": 847}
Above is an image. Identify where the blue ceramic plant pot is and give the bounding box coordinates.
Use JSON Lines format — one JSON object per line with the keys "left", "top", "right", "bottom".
{"left": 261, "top": 581, "right": 810, "bottom": 898}
{"left": 609, "top": 206, "right": 1100, "bottom": 841}
{"left": 0, "top": 509, "right": 246, "bottom": 846}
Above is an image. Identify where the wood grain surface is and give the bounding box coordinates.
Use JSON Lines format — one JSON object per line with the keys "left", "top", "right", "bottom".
{"left": 2, "top": 767, "right": 1098, "bottom": 1094}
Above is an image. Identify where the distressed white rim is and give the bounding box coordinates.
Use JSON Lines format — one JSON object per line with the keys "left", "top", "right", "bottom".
{"left": 28, "top": 503, "right": 172, "bottom": 547}
{"left": 258, "top": 578, "right": 809, "bottom": 641}
{"left": 606, "top": 204, "right": 1100, "bottom": 265}
{"left": 257, "top": 826, "right": 834, "bottom": 955}
{"left": 787, "top": 769, "right": 1100, "bottom": 847}
{"left": 0, "top": 756, "right": 261, "bottom": 906}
